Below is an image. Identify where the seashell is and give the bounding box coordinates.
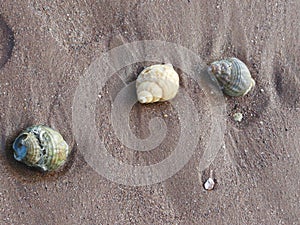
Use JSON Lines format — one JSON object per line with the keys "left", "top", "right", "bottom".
{"left": 233, "top": 112, "right": 243, "bottom": 122}
{"left": 13, "top": 125, "right": 70, "bottom": 171}
{"left": 204, "top": 177, "right": 215, "bottom": 191}
{"left": 136, "top": 63, "right": 179, "bottom": 103}
{"left": 208, "top": 57, "right": 255, "bottom": 96}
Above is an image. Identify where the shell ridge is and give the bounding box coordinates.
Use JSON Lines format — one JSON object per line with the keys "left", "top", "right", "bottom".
{"left": 230, "top": 59, "right": 244, "bottom": 95}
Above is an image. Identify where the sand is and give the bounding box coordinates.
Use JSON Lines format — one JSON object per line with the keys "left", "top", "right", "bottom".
{"left": 0, "top": 0, "right": 299, "bottom": 224}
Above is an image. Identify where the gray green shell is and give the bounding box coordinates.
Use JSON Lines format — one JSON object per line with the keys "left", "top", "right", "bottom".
{"left": 13, "top": 125, "right": 70, "bottom": 171}
{"left": 208, "top": 57, "right": 255, "bottom": 96}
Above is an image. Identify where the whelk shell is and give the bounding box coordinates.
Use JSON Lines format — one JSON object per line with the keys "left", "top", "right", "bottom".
{"left": 13, "top": 125, "right": 70, "bottom": 171}
{"left": 208, "top": 57, "right": 255, "bottom": 97}
{"left": 136, "top": 63, "right": 179, "bottom": 103}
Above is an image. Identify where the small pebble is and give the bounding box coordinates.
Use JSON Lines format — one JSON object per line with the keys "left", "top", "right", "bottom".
{"left": 233, "top": 112, "right": 243, "bottom": 122}
{"left": 204, "top": 178, "right": 215, "bottom": 191}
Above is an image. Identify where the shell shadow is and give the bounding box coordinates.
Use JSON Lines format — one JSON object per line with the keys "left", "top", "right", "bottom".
{"left": 0, "top": 14, "right": 14, "bottom": 69}
{"left": 273, "top": 54, "right": 300, "bottom": 109}
{"left": 4, "top": 126, "right": 77, "bottom": 183}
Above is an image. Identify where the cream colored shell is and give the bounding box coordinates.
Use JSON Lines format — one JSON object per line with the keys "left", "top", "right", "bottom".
{"left": 136, "top": 64, "right": 179, "bottom": 103}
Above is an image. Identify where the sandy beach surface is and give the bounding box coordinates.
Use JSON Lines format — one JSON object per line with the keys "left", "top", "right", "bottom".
{"left": 0, "top": 1, "right": 299, "bottom": 224}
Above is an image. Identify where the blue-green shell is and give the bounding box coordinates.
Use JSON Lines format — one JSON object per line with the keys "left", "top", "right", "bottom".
{"left": 13, "top": 125, "right": 70, "bottom": 171}
{"left": 208, "top": 58, "right": 255, "bottom": 96}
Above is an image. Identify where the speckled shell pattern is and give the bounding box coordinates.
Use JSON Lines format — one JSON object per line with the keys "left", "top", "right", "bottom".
{"left": 208, "top": 57, "right": 255, "bottom": 97}
{"left": 136, "top": 63, "right": 179, "bottom": 103}
{"left": 13, "top": 125, "right": 70, "bottom": 171}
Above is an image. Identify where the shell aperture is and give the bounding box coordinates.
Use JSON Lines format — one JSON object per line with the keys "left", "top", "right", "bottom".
{"left": 13, "top": 134, "right": 28, "bottom": 161}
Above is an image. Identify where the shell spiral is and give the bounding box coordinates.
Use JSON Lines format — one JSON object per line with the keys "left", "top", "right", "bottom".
{"left": 136, "top": 63, "right": 179, "bottom": 103}
{"left": 13, "top": 125, "right": 70, "bottom": 171}
{"left": 208, "top": 57, "right": 255, "bottom": 97}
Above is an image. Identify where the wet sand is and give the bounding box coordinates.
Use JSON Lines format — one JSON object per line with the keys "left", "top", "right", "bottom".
{"left": 0, "top": 1, "right": 299, "bottom": 224}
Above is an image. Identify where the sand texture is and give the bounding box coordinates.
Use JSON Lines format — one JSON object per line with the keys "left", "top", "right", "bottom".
{"left": 0, "top": 1, "right": 299, "bottom": 224}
